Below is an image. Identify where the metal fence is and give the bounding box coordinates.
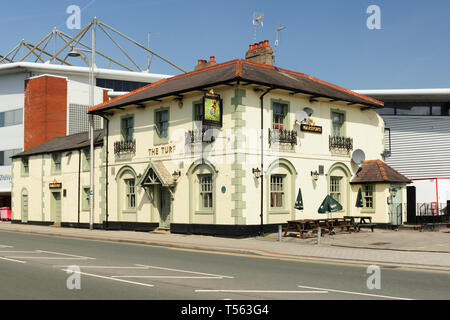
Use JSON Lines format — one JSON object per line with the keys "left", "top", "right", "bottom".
{"left": 410, "top": 202, "right": 450, "bottom": 225}
{"left": 416, "top": 203, "right": 448, "bottom": 216}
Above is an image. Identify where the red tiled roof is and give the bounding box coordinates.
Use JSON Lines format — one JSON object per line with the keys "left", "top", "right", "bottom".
{"left": 89, "top": 59, "right": 383, "bottom": 114}
{"left": 350, "top": 160, "right": 411, "bottom": 184}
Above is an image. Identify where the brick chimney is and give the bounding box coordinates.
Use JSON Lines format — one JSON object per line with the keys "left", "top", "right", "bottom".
{"left": 245, "top": 40, "right": 273, "bottom": 65}
{"left": 194, "top": 56, "right": 217, "bottom": 71}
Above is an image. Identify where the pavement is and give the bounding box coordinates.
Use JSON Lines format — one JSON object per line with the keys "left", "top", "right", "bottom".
{"left": 0, "top": 221, "right": 449, "bottom": 272}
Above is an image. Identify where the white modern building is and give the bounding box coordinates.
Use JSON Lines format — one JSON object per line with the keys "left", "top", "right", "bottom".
{"left": 0, "top": 62, "right": 171, "bottom": 206}
{"left": 355, "top": 89, "right": 450, "bottom": 222}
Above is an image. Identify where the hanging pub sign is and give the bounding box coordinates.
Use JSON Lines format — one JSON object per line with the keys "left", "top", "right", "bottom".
{"left": 203, "top": 89, "right": 223, "bottom": 127}
{"left": 300, "top": 123, "right": 322, "bottom": 134}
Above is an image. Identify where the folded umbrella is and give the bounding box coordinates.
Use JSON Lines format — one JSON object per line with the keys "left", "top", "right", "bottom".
{"left": 355, "top": 188, "right": 364, "bottom": 208}
{"left": 294, "top": 188, "right": 303, "bottom": 210}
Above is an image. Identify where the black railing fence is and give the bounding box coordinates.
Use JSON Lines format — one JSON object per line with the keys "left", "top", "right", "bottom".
{"left": 185, "top": 129, "right": 215, "bottom": 144}
{"left": 329, "top": 135, "right": 353, "bottom": 152}
{"left": 114, "top": 139, "right": 136, "bottom": 155}
{"left": 269, "top": 129, "right": 297, "bottom": 146}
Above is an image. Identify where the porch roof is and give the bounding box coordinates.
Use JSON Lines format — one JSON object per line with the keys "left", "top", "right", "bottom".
{"left": 350, "top": 160, "right": 412, "bottom": 184}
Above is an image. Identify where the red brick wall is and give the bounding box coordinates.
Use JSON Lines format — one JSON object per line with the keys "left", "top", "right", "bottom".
{"left": 24, "top": 76, "right": 67, "bottom": 150}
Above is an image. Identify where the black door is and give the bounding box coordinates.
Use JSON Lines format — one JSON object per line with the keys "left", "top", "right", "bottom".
{"left": 406, "top": 186, "right": 416, "bottom": 224}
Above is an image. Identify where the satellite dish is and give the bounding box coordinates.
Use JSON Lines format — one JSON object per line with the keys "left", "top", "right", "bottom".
{"left": 303, "top": 107, "right": 314, "bottom": 117}
{"left": 352, "top": 149, "right": 366, "bottom": 165}
{"left": 296, "top": 110, "right": 309, "bottom": 123}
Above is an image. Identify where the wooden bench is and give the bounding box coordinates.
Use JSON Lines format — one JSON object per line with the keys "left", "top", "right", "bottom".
{"left": 344, "top": 216, "right": 375, "bottom": 232}
{"left": 283, "top": 220, "right": 316, "bottom": 238}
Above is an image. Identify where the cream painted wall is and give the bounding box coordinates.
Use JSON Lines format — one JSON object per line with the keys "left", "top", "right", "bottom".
{"left": 12, "top": 146, "right": 104, "bottom": 224}
{"left": 104, "top": 85, "right": 388, "bottom": 226}
{"left": 13, "top": 83, "right": 392, "bottom": 226}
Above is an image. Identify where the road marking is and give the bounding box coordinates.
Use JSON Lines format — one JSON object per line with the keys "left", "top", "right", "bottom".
{"left": 0, "top": 251, "right": 41, "bottom": 253}
{"left": 53, "top": 265, "right": 149, "bottom": 269}
{"left": 0, "top": 256, "right": 26, "bottom": 264}
{"left": 297, "top": 285, "right": 413, "bottom": 300}
{"left": 113, "top": 276, "right": 225, "bottom": 279}
{"left": 37, "top": 250, "right": 95, "bottom": 260}
{"left": 0, "top": 245, "right": 13, "bottom": 248}
{"left": 135, "top": 264, "right": 234, "bottom": 279}
{"left": 168, "top": 247, "right": 450, "bottom": 274}
{"left": 7, "top": 257, "right": 91, "bottom": 260}
{"left": 61, "top": 269, "right": 154, "bottom": 288}
{"left": 195, "top": 290, "right": 329, "bottom": 294}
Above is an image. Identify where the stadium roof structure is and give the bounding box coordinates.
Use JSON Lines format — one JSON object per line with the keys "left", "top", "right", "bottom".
{"left": 0, "top": 17, "right": 185, "bottom": 74}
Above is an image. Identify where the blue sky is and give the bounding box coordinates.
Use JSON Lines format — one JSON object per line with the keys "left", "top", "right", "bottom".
{"left": 1, "top": 0, "right": 450, "bottom": 89}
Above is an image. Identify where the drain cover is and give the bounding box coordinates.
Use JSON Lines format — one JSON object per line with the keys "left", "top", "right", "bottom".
{"left": 369, "top": 242, "right": 391, "bottom": 246}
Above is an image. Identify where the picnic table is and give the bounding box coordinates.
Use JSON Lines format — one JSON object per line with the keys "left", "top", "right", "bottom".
{"left": 283, "top": 218, "right": 354, "bottom": 238}
{"left": 343, "top": 216, "right": 376, "bottom": 232}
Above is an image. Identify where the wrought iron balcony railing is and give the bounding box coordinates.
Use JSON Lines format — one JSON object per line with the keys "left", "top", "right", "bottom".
{"left": 114, "top": 139, "right": 136, "bottom": 155}
{"left": 268, "top": 129, "right": 298, "bottom": 146}
{"left": 329, "top": 135, "right": 353, "bottom": 152}
{"left": 185, "top": 129, "right": 215, "bottom": 144}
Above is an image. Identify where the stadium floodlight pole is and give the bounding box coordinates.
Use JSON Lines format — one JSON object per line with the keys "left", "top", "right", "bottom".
{"left": 89, "top": 18, "right": 97, "bottom": 230}
{"left": 67, "top": 18, "right": 97, "bottom": 230}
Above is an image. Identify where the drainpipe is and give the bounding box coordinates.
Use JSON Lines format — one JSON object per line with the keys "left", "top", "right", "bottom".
{"left": 259, "top": 87, "right": 272, "bottom": 236}
{"left": 99, "top": 114, "right": 109, "bottom": 230}
{"left": 77, "top": 149, "right": 81, "bottom": 225}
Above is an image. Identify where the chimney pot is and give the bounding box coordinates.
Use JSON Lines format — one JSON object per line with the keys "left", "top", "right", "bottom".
{"left": 245, "top": 40, "right": 274, "bottom": 66}
{"left": 210, "top": 56, "right": 215, "bottom": 63}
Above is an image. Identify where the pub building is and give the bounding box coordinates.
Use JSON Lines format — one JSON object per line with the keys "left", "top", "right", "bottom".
{"left": 11, "top": 41, "right": 411, "bottom": 236}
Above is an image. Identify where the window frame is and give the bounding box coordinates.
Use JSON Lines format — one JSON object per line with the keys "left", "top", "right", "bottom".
{"left": 21, "top": 157, "right": 29, "bottom": 177}
{"left": 198, "top": 174, "right": 213, "bottom": 212}
{"left": 82, "top": 148, "right": 90, "bottom": 172}
{"left": 329, "top": 176, "right": 342, "bottom": 204}
{"left": 154, "top": 107, "right": 170, "bottom": 145}
{"left": 331, "top": 109, "right": 346, "bottom": 137}
{"left": 271, "top": 101, "right": 289, "bottom": 132}
{"left": 121, "top": 115, "right": 134, "bottom": 142}
{"left": 51, "top": 153, "right": 62, "bottom": 175}
{"left": 361, "top": 184, "right": 376, "bottom": 213}
{"left": 82, "top": 186, "right": 90, "bottom": 211}
{"left": 124, "top": 178, "right": 136, "bottom": 210}
{"left": 270, "top": 174, "right": 285, "bottom": 209}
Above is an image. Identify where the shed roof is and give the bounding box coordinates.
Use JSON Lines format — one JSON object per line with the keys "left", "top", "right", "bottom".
{"left": 89, "top": 59, "right": 383, "bottom": 114}
{"left": 12, "top": 130, "right": 104, "bottom": 158}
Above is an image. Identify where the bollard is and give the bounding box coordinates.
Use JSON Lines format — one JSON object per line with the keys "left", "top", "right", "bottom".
{"left": 317, "top": 227, "right": 321, "bottom": 245}
{"left": 278, "top": 225, "right": 282, "bottom": 242}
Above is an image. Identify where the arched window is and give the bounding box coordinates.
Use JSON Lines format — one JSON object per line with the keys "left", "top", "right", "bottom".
{"left": 116, "top": 166, "right": 138, "bottom": 219}
{"left": 266, "top": 159, "right": 297, "bottom": 223}
{"left": 327, "top": 163, "right": 352, "bottom": 216}
{"left": 187, "top": 160, "right": 217, "bottom": 224}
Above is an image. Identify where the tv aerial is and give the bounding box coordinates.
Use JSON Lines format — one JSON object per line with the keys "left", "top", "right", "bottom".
{"left": 252, "top": 12, "right": 264, "bottom": 43}
{"left": 274, "top": 25, "right": 287, "bottom": 63}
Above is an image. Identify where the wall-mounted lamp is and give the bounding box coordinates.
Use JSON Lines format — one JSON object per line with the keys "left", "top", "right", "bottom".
{"left": 172, "top": 170, "right": 181, "bottom": 182}
{"left": 389, "top": 188, "right": 398, "bottom": 197}
{"left": 252, "top": 167, "right": 261, "bottom": 179}
{"left": 311, "top": 171, "right": 320, "bottom": 181}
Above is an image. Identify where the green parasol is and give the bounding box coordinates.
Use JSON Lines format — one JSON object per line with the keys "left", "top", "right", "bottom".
{"left": 294, "top": 188, "right": 303, "bottom": 210}
{"left": 355, "top": 188, "right": 364, "bottom": 208}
